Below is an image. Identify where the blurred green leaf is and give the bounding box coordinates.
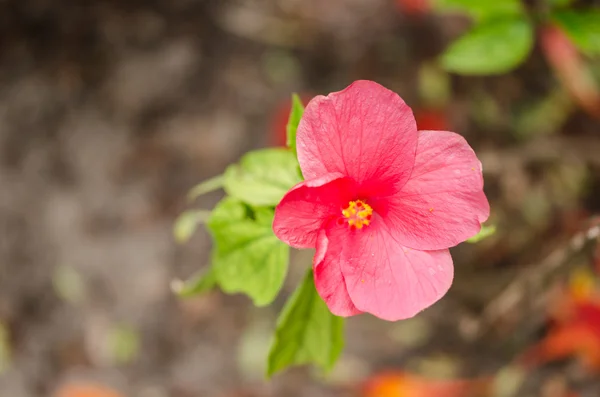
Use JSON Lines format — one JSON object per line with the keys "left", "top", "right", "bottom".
{"left": 187, "top": 174, "right": 224, "bottom": 202}
{"left": 208, "top": 198, "right": 289, "bottom": 306}
{"left": 173, "top": 210, "right": 212, "bottom": 244}
{"left": 493, "top": 365, "right": 527, "bottom": 397}
{"left": 514, "top": 86, "right": 572, "bottom": 139}
{"left": 262, "top": 50, "right": 302, "bottom": 85}
{"left": 52, "top": 264, "right": 86, "bottom": 304}
{"left": 224, "top": 148, "right": 302, "bottom": 207}
{"left": 0, "top": 322, "right": 10, "bottom": 374}
{"left": 286, "top": 94, "right": 305, "bottom": 157}
{"left": 267, "top": 269, "right": 344, "bottom": 377}
{"left": 108, "top": 324, "right": 140, "bottom": 364}
{"left": 553, "top": 9, "right": 600, "bottom": 56}
{"left": 171, "top": 267, "right": 217, "bottom": 298}
{"left": 418, "top": 63, "right": 451, "bottom": 107}
{"left": 467, "top": 224, "right": 497, "bottom": 243}
{"left": 432, "top": 0, "right": 523, "bottom": 21}
{"left": 441, "top": 17, "right": 533, "bottom": 75}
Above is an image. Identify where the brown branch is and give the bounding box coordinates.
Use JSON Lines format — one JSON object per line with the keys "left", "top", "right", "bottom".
{"left": 474, "top": 216, "right": 600, "bottom": 337}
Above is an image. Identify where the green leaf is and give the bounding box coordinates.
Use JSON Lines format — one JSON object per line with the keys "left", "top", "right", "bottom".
{"left": 171, "top": 267, "right": 217, "bottom": 298}
{"left": 267, "top": 269, "right": 344, "bottom": 377}
{"left": 187, "top": 174, "right": 224, "bottom": 202}
{"left": 432, "top": 0, "right": 523, "bottom": 21}
{"left": 441, "top": 17, "right": 533, "bottom": 75}
{"left": 224, "top": 148, "right": 302, "bottom": 207}
{"left": 52, "top": 264, "right": 86, "bottom": 304}
{"left": 286, "top": 94, "right": 305, "bottom": 156}
{"left": 0, "top": 322, "right": 10, "bottom": 374}
{"left": 467, "top": 224, "right": 497, "bottom": 243}
{"left": 208, "top": 197, "right": 289, "bottom": 306}
{"left": 173, "top": 210, "right": 212, "bottom": 244}
{"left": 418, "top": 63, "right": 451, "bottom": 107}
{"left": 553, "top": 9, "right": 600, "bottom": 57}
{"left": 108, "top": 324, "right": 140, "bottom": 364}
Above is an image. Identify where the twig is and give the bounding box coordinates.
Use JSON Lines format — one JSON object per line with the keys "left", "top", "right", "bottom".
{"left": 475, "top": 216, "right": 600, "bottom": 337}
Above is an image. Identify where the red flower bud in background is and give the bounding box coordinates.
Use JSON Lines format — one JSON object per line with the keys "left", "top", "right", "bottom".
{"left": 415, "top": 108, "right": 450, "bottom": 131}
{"left": 540, "top": 24, "right": 600, "bottom": 119}
{"left": 395, "top": 0, "right": 431, "bottom": 16}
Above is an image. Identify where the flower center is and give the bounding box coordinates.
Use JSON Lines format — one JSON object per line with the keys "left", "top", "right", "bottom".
{"left": 340, "top": 200, "right": 373, "bottom": 230}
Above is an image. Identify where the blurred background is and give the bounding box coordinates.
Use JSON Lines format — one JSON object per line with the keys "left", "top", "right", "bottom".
{"left": 1, "top": 0, "right": 600, "bottom": 396}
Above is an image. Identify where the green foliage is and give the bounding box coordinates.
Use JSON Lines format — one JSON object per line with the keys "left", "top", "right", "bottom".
{"left": 441, "top": 17, "right": 533, "bottom": 75}
{"left": 553, "top": 9, "right": 600, "bottom": 57}
{"left": 286, "top": 94, "right": 305, "bottom": 156}
{"left": 467, "top": 224, "right": 497, "bottom": 243}
{"left": 208, "top": 198, "right": 289, "bottom": 306}
{"left": 173, "top": 210, "right": 212, "bottom": 244}
{"left": 108, "top": 324, "right": 140, "bottom": 364}
{"left": 0, "top": 322, "right": 10, "bottom": 374}
{"left": 187, "top": 174, "right": 224, "bottom": 202}
{"left": 52, "top": 264, "right": 86, "bottom": 304}
{"left": 418, "top": 63, "right": 451, "bottom": 108}
{"left": 172, "top": 267, "right": 218, "bottom": 298}
{"left": 432, "top": 0, "right": 523, "bottom": 21}
{"left": 174, "top": 92, "right": 346, "bottom": 377}
{"left": 267, "top": 269, "right": 344, "bottom": 377}
{"left": 514, "top": 87, "right": 572, "bottom": 139}
{"left": 224, "top": 148, "right": 302, "bottom": 207}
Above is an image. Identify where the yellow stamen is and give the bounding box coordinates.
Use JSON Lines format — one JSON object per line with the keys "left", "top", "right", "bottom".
{"left": 341, "top": 200, "right": 373, "bottom": 230}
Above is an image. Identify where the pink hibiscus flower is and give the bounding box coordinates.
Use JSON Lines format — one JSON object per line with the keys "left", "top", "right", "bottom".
{"left": 273, "top": 80, "right": 489, "bottom": 321}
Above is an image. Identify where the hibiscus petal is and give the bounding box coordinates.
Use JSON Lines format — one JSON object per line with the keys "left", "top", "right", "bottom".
{"left": 378, "top": 130, "right": 490, "bottom": 250}
{"left": 296, "top": 80, "right": 418, "bottom": 195}
{"left": 318, "top": 219, "right": 453, "bottom": 321}
{"left": 273, "top": 173, "right": 356, "bottom": 249}
{"left": 313, "top": 228, "right": 362, "bottom": 317}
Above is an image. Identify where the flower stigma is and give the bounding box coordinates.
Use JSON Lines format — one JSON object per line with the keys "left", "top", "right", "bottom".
{"left": 339, "top": 200, "right": 373, "bottom": 230}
